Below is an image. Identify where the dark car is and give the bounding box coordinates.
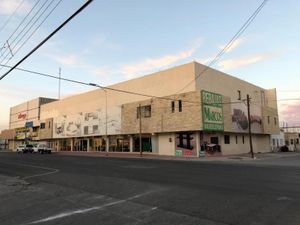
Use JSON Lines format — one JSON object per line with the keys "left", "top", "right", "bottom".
{"left": 24, "top": 144, "right": 34, "bottom": 153}
{"left": 280, "top": 145, "right": 289, "bottom": 152}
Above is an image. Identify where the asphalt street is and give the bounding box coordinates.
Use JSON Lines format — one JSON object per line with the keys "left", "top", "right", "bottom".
{"left": 0, "top": 152, "right": 299, "bottom": 225}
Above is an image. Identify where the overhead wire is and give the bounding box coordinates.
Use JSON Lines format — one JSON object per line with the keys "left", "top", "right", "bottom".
{"left": 174, "top": 0, "right": 269, "bottom": 96}
{"left": 0, "top": 0, "right": 27, "bottom": 34}
{"left": 0, "top": 0, "right": 94, "bottom": 81}
{"left": 0, "top": 63, "right": 298, "bottom": 108}
{"left": 0, "top": 0, "right": 43, "bottom": 61}
{"left": 0, "top": 0, "right": 64, "bottom": 69}
{"left": 0, "top": 0, "right": 54, "bottom": 68}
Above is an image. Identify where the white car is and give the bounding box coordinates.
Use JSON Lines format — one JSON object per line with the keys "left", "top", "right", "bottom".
{"left": 33, "top": 144, "right": 52, "bottom": 154}
{"left": 16, "top": 145, "right": 25, "bottom": 153}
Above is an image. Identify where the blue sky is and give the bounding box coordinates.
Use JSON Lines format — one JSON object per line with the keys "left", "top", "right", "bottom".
{"left": 0, "top": 0, "right": 300, "bottom": 130}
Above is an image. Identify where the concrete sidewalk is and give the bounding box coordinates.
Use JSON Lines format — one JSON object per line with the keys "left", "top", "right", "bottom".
{"left": 53, "top": 150, "right": 272, "bottom": 162}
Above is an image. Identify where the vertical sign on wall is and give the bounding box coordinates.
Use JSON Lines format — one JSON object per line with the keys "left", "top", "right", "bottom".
{"left": 201, "top": 90, "right": 224, "bottom": 131}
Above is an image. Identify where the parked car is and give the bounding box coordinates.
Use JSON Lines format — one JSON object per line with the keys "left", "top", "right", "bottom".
{"left": 16, "top": 145, "right": 25, "bottom": 153}
{"left": 280, "top": 145, "right": 289, "bottom": 152}
{"left": 24, "top": 144, "right": 34, "bottom": 153}
{"left": 33, "top": 144, "right": 52, "bottom": 154}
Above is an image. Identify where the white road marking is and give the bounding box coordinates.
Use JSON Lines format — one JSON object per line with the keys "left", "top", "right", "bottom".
{"left": 24, "top": 191, "right": 157, "bottom": 224}
{"left": 0, "top": 161, "right": 59, "bottom": 180}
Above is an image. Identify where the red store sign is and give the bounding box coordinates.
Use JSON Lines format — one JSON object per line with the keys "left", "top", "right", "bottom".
{"left": 18, "top": 113, "right": 27, "bottom": 120}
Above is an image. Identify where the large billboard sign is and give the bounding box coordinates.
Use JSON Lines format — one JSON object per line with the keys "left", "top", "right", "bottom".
{"left": 53, "top": 106, "right": 121, "bottom": 138}
{"left": 201, "top": 90, "right": 224, "bottom": 131}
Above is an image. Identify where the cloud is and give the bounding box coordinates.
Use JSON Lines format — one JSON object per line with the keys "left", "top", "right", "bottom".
{"left": 279, "top": 101, "right": 300, "bottom": 125}
{"left": 121, "top": 43, "right": 201, "bottom": 78}
{"left": 218, "top": 52, "right": 277, "bottom": 70}
{"left": 0, "top": 0, "right": 32, "bottom": 15}
{"left": 219, "top": 38, "right": 244, "bottom": 53}
{"left": 48, "top": 53, "right": 111, "bottom": 77}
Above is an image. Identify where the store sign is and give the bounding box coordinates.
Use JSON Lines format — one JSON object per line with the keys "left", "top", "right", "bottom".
{"left": 17, "top": 113, "right": 26, "bottom": 120}
{"left": 201, "top": 90, "right": 224, "bottom": 131}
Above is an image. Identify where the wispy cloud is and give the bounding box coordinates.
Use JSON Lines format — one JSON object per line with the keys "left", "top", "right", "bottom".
{"left": 0, "top": 0, "right": 32, "bottom": 15}
{"left": 48, "top": 53, "right": 112, "bottom": 77}
{"left": 218, "top": 52, "right": 277, "bottom": 70}
{"left": 121, "top": 41, "right": 202, "bottom": 78}
{"left": 219, "top": 38, "right": 244, "bottom": 53}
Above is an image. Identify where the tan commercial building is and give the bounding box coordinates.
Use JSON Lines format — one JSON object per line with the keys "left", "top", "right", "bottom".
{"left": 3, "top": 62, "right": 280, "bottom": 156}
{"left": 5, "top": 97, "right": 56, "bottom": 149}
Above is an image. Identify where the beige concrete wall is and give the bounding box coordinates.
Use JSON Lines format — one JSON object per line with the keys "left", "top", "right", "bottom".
{"left": 41, "top": 62, "right": 197, "bottom": 120}
{"left": 219, "top": 133, "right": 270, "bottom": 155}
{"left": 158, "top": 133, "right": 176, "bottom": 156}
{"left": 195, "top": 62, "right": 279, "bottom": 135}
{"left": 39, "top": 118, "right": 53, "bottom": 140}
{"left": 10, "top": 98, "right": 56, "bottom": 129}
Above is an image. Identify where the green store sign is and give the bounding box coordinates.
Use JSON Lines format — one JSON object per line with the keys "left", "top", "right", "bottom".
{"left": 201, "top": 90, "right": 224, "bottom": 131}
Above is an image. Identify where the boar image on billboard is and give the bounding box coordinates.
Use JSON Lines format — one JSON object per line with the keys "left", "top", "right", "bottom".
{"left": 232, "top": 102, "right": 262, "bottom": 133}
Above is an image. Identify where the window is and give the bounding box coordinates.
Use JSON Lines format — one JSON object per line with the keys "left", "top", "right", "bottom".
{"left": 84, "top": 126, "right": 89, "bottom": 135}
{"left": 272, "top": 138, "right": 276, "bottom": 146}
{"left": 40, "top": 123, "right": 45, "bottom": 129}
{"left": 242, "top": 135, "right": 245, "bottom": 144}
{"left": 235, "top": 135, "right": 238, "bottom": 144}
{"left": 137, "top": 105, "right": 151, "bottom": 118}
{"left": 274, "top": 117, "right": 277, "bottom": 125}
{"left": 296, "top": 139, "right": 299, "bottom": 145}
{"left": 237, "top": 90, "right": 241, "bottom": 100}
{"left": 178, "top": 100, "right": 182, "bottom": 112}
{"left": 93, "top": 125, "right": 99, "bottom": 133}
{"left": 176, "top": 133, "right": 194, "bottom": 150}
{"left": 291, "top": 139, "right": 294, "bottom": 145}
{"left": 267, "top": 116, "right": 270, "bottom": 124}
{"left": 171, "top": 101, "right": 175, "bottom": 113}
{"left": 48, "top": 121, "right": 51, "bottom": 128}
{"left": 224, "top": 135, "right": 230, "bottom": 144}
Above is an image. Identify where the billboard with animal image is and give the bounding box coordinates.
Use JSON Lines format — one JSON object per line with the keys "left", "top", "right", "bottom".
{"left": 53, "top": 106, "right": 121, "bottom": 138}
{"left": 231, "top": 102, "right": 262, "bottom": 133}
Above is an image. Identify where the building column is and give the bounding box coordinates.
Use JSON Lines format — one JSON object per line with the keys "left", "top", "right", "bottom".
{"left": 195, "top": 131, "right": 200, "bottom": 157}
{"left": 106, "top": 137, "right": 109, "bottom": 152}
{"left": 71, "top": 138, "right": 74, "bottom": 151}
{"left": 87, "top": 139, "right": 90, "bottom": 152}
{"left": 129, "top": 135, "right": 133, "bottom": 152}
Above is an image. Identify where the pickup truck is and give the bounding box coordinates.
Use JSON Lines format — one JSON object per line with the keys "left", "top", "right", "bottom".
{"left": 33, "top": 144, "right": 52, "bottom": 154}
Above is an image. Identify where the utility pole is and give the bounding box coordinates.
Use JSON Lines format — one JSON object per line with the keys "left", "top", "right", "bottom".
{"left": 139, "top": 103, "right": 142, "bottom": 157}
{"left": 58, "top": 67, "right": 61, "bottom": 100}
{"left": 105, "top": 90, "right": 108, "bottom": 152}
{"left": 246, "top": 94, "right": 255, "bottom": 159}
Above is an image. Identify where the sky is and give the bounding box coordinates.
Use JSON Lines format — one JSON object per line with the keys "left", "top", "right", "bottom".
{"left": 0, "top": 0, "right": 300, "bottom": 131}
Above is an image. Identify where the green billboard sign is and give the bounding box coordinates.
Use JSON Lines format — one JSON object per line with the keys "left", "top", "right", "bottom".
{"left": 201, "top": 90, "right": 224, "bottom": 131}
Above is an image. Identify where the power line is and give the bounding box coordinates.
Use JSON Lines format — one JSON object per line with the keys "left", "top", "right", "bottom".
{"left": 1, "top": 63, "right": 299, "bottom": 108}
{"left": 0, "top": 0, "right": 53, "bottom": 67}
{"left": 0, "top": 0, "right": 64, "bottom": 69}
{"left": 0, "top": 0, "right": 42, "bottom": 59}
{"left": 0, "top": 0, "right": 94, "bottom": 81}
{"left": 0, "top": 0, "right": 27, "bottom": 34}
{"left": 174, "top": 0, "right": 269, "bottom": 96}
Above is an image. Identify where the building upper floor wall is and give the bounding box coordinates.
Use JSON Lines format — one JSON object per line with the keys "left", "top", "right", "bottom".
{"left": 35, "top": 61, "right": 278, "bottom": 135}
{"left": 194, "top": 62, "right": 277, "bottom": 110}
{"left": 9, "top": 97, "right": 57, "bottom": 129}
{"left": 40, "top": 62, "right": 197, "bottom": 120}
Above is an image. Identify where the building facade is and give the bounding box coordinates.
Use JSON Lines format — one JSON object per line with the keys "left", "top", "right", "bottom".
{"left": 6, "top": 97, "right": 56, "bottom": 149}
{"left": 3, "top": 62, "right": 280, "bottom": 156}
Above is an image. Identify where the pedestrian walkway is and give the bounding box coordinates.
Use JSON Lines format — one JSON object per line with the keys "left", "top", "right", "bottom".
{"left": 54, "top": 150, "right": 257, "bottom": 162}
